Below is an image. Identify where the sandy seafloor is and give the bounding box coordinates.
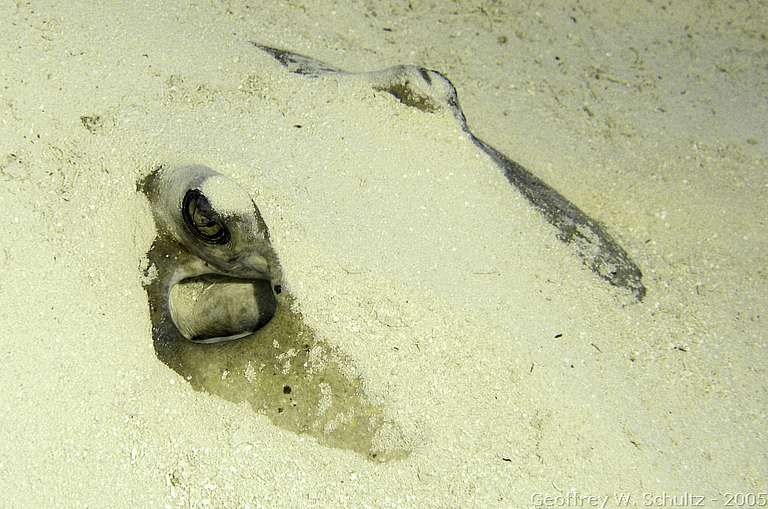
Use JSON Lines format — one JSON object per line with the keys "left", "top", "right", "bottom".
{"left": 1, "top": 1, "right": 766, "bottom": 507}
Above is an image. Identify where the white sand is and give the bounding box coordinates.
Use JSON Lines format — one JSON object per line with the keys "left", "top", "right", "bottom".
{"left": 1, "top": 1, "right": 765, "bottom": 507}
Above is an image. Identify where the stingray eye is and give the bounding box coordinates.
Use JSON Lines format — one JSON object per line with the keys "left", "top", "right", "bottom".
{"left": 182, "top": 189, "right": 231, "bottom": 244}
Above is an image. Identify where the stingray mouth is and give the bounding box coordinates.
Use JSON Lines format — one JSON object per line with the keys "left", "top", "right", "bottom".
{"left": 168, "top": 274, "right": 277, "bottom": 344}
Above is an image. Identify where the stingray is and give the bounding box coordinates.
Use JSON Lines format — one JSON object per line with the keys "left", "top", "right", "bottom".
{"left": 138, "top": 45, "right": 645, "bottom": 461}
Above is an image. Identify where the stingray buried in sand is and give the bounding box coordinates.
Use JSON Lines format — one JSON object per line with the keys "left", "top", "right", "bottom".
{"left": 135, "top": 46, "right": 649, "bottom": 462}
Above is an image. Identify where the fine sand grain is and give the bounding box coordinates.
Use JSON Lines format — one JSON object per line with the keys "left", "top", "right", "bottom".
{"left": 1, "top": 1, "right": 765, "bottom": 507}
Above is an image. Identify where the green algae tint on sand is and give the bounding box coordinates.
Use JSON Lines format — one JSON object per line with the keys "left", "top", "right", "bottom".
{"left": 154, "top": 296, "right": 409, "bottom": 462}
